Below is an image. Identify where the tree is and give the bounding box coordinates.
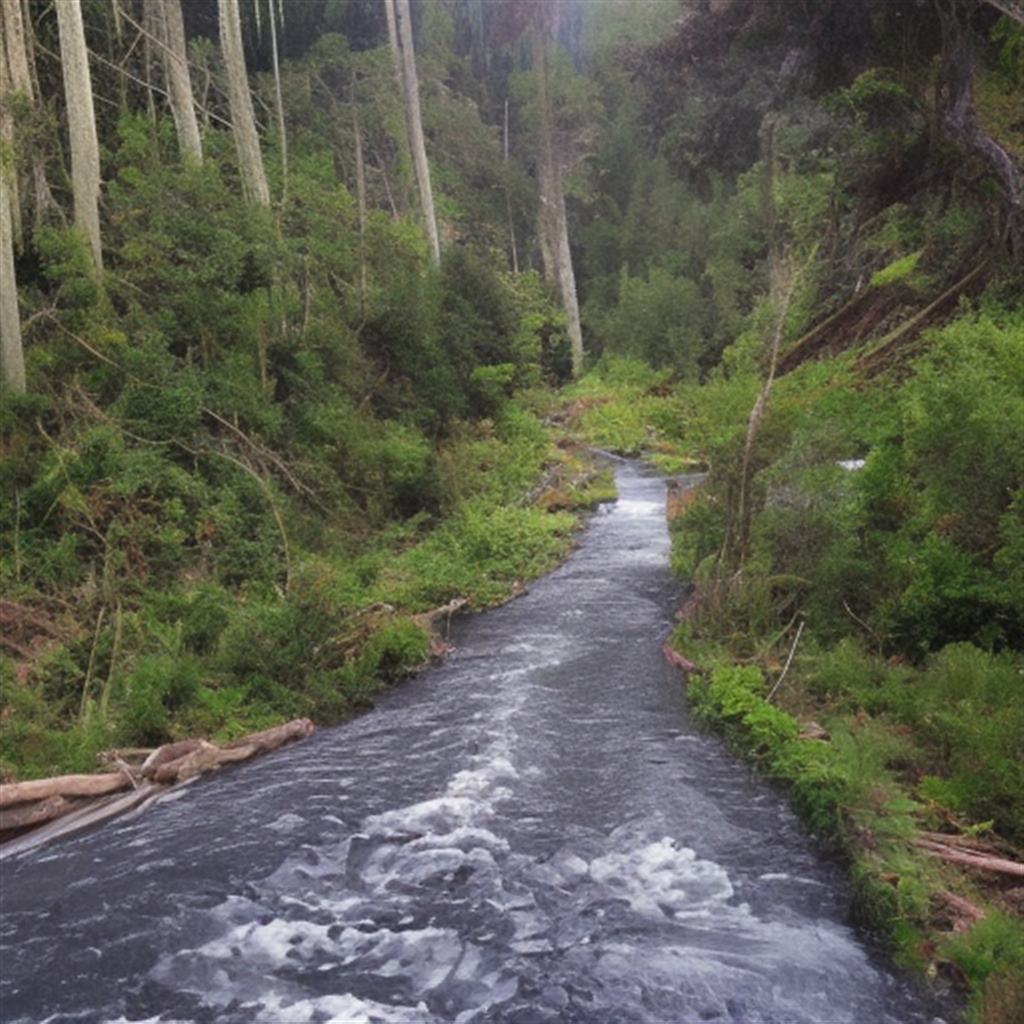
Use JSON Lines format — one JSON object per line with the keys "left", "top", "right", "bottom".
{"left": 153, "top": 0, "right": 202, "bottom": 164}
{"left": 385, "top": 0, "right": 440, "bottom": 263}
{"left": 936, "top": 0, "right": 1023, "bottom": 252}
{"left": 0, "top": 25, "right": 25, "bottom": 392}
{"left": 55, "top": 0, "right": 103, "bottom": 271}
{"left": 532, "top": 25, "right": 584, "bottom": 377}
{"left": 1, "top": 0, "right": 57, "bottom": 236}
{"left": 266, "top": 0, "right": 287, "bottom": 200}
{"left": 218, "top": 0, "right": 270, "bottom": 206}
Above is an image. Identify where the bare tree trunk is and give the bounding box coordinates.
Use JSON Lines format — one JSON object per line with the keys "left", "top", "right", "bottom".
{"left": 729, "top": 256, "right": 798, "bottom": 566}
{"left": 533, "top": 30, "right": 583, "bottom": 377}
{"left": 504, "top": 96, "right": 519, "bottom": 274}
{"left": 383, "top": 0, "right": 400, "bottom": 70}
{"left": 352, "top": 78, "right": 368, "bottom": 308}
{"left": 267, "top": 0, "right": 287, "bottom": 200}
{"left": 390, "top": 0, "right": 440, "bottom": 263}
{"left": 218, "top": 0, "right": 270, "bottom": 206}
{"left": 142, "top": 0, "right": 158, "bottom": 122}
{"left": 2, "top": 0, "right": 57, "bottom": 231}
{"left": 0, "top": 99, "right": 26, "bottom": 393}
{"left": 55, "top": 0, "right": 103, "bottom": 271}
{"left": 154, "top": 0, "right": 202, "bottom": 164}
{"left": 1, "top": 0, "right": 24, "bottom": 246}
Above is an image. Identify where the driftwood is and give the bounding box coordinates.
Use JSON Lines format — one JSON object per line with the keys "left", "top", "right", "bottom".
{"left": 0, "top": 719, "right": 317, "bottom": 853}
{"left": 0, "top": 784, "right": 168, "bottom": 860}
{"left": 98, "top": 747, "right": 155, "bottom": 767}
{"left": 0, "top": 795, "right": 73, "bottom": 832}
{"left": 915, "top": 836, "right": 1024, "bottom": 878}
{"left": 662, "top": 641, "right": 699, "bottom": 674}
{"left": 143, "top": 719, "right": 316, "bottom": 784}
{"left": 918, "top": 829, "right": 1019, "bottom": 857}
{"left": 141, "top": 738, "right": 207, "bottom": 778}
{"left": 799, "top": 720, "right": 830, "bottom": 741}
{"left": 151, "top": 743, "right": 255, "bottom": 784}
{"left": 224, "top": 717, "right": 315, "bottom": 752}
{"left": 0, "top": 772, "right": 130, "bottom": 808}
{"left": 412, "top": 598, "right": 468, "bottom": 656}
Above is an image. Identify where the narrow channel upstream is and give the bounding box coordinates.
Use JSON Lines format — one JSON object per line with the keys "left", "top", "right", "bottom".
{"left": 0, "top": 464, "right": 948, "bottom": 1024}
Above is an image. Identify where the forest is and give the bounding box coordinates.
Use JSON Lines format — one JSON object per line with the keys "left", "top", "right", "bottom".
{"left": 0, "top": 0, "right": 1022, "bottom": 1021}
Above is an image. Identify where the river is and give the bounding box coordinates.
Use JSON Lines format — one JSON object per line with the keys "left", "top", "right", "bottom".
{"left": 0, "top": 463, "right": 949, "bottom": 1024}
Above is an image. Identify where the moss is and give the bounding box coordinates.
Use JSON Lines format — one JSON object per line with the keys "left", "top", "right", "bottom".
{"left": 869, "top": 250, "right": 923, "bottom": 289}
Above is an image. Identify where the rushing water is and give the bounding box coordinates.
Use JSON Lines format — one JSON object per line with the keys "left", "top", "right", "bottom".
{"left": 0, "top": 464, "right": 949, "bottom": 1024}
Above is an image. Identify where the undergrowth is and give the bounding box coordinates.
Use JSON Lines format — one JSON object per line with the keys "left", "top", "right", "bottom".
{"left": 653, "top": 294, "right": 1024, "bottom": 1021}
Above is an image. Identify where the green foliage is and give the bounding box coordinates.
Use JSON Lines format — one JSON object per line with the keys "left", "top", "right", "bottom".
{"left": 870, "top": 250, "right": 923, "bottom": 289}
{"left": 375, "top": 500, "right": 574, "bottom": 610}
{"left": 595, "top": 268, "right": 706, "bottom": 376}
{"left": 942, "top": 913, "right": 1024, "bottom": 1024}
{"left": 565, "top": 357, "right": 686, "bottom": 456}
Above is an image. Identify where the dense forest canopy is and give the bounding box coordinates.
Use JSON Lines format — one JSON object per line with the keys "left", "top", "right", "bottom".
{"left": 1, "top": 1, "right": 1023, "bottom": 1015}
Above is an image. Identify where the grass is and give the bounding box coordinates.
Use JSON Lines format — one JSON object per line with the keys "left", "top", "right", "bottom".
{"left": 0, "top": 399, "right": 615, "bottom": 782}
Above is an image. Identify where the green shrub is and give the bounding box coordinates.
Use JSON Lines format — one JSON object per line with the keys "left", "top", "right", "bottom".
{"left": 942, "top": 913, "right": 1024, "bottom": 1024}
{"left": 359, "top": 618, "right": 431, "bottom": 681}
{"left": 915, "top": 644, "right": 1024, "bottom": 842}
{"left": 116, "top": 653, "right": 205, "bottom": 745}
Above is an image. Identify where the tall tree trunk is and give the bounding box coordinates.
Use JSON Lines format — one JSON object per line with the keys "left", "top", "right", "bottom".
{"left": 388, "top": 0, "right": 440, "bottom": 263}
{"left": 55, "top": 0, "right": 103, "bottom": 271}
{"left": 1, "top": 0, "right": 24, "bottom": 246}
{"left": 2, "top": 0, "right": 57, "bottom": 231}
{"left": 154, "top": 0, "right": 202, "bottom": 164}
{"left": 352, "top": 79, "right": 368, "bottom": 308}
{"left": 142, "top": 0, "right": 158, "bottom": 122}
{"left": 266, "top": 0, "right": 287, "bottom": 201}
{"left": 383, "top": 0, "right": 400, "bottom": 71}
{"left": 533, "top": 30, "right": 583, "bottom": 378}
{"left": 218, "top": 0, "right": 270, "bottom": 206}
{"left": 504, "top": 96, "right": 519, "bottom": 274}
{"left": 0, "top": 39, "right": 26, "bottom": 393}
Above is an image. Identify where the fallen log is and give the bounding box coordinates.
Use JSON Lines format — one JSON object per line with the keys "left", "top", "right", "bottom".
{"left": 98, "top": 747, "right": 155, "bottom": 767}
{"left": 0, "top": 772, "right": 130, "bottom": 809}
{"left": 412, "top": 599, "right": 468, "bottom": 657}
{"left": 224, "top": 717, "right": 315, "bottom": 753}
{"left": 412, "top": 599, "right": 468, "bottom": 636}
{"left": 141, "top": 739, "right": 206, "bottom": 778}
{"left": 0, "top": 795, "right": 72, "bottom": 833}
{"left": 0, "top": 784, "right": 166, "bottom": 860}
{"left": 935, "top": 890, "right": 986, "bottom": 933}
{"left": 0, "top": 719, "right": 318, "bottom": 851}
{"left": 662, "top": 642, "right": 699, "bottom": 674}
{"left": 151, "top": 719, "right": 315, "bottom": 784}
{"left": 915, "top": 837, "right": 1024, "bottom": 878}
{"left": 152, "top": 742, "right": 261, "bottom": 784}
{"left": 150, "top": 740, "right": 221, "bottom": 784}
{"left": 799, "top": 720, "right": 830, "bottom": 741}
{"left": 918, "top": 830, "right": 1020, "bottom": 857}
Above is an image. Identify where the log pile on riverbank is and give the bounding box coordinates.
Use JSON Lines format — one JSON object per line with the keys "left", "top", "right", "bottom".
{"left": 0, "top": 718, "right": 315, "bottom": 853}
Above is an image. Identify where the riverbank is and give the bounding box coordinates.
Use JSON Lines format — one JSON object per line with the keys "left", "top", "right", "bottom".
{"left": 0, "top": 460, "right": 949, "bottom": 1024}
{"left": 566, "top": 350, "right": 1024, "bottom": 1024}
{"left": 1, "top": 393, "right": 615, "bottom": 787}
